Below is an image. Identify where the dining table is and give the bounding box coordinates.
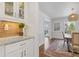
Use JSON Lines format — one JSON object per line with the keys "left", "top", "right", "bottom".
{"left": 64, "top": 33, "right": 72, "bottom": 52}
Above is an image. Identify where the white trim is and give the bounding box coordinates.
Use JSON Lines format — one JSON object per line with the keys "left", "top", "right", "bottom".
{"left": 39, "top": 41, "right": 44, "bottom": 46}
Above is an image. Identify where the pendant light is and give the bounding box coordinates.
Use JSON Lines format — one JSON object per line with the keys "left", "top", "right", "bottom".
{"left": 68, "top": 8, "right": 78, "bottom": 21}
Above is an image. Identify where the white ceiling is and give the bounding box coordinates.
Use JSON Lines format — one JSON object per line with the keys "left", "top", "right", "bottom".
{"left": 39, "top": 2, "right": 79, "bottom": 19}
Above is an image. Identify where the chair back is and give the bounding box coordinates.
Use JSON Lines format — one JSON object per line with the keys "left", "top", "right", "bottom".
{"left": 62, "top": 32, "right": 65, "bottom": 39}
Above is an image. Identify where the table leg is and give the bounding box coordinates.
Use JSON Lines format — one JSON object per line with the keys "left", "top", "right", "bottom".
{"left": 66, "top": 39, "right": 70, "bottom": 52}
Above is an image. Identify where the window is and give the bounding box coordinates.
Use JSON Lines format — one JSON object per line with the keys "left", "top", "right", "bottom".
{"left": 65, "top": 21, "right": 76, "bottom": 34}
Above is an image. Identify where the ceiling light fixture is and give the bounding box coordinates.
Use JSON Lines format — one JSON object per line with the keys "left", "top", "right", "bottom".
{"left": 68, "top": 8, "right": 78, "bottom": 21}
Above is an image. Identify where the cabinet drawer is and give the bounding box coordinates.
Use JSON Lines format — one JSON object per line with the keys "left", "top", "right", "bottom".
{"left": 0, "top": 46, "right": 4, "bottom": 57}
{"left": 5, "top": 39, "right": 33, "bottom": 53}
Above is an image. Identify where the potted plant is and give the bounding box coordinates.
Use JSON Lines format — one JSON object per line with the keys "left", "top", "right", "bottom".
{"left": 19, "top": 23, "right": 25, "bottom": 28}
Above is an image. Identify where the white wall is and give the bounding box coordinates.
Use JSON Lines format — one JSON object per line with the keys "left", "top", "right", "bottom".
{"left": 51, "top": 17, "right": 66, "bottom": 39}
{"left": 74, "top": 21, "right": 79, "bottom": 32}
{"left": 0, "top": 3, "right": 4, "bottom": 18}
{"left": 48, "top": 19, "right": 52, "bottom": 39}
{"left": 39, "top": 11, "right": 50, "bottom": 46}
{"left": 24, "top": 2, "right": 40, "bottom": 57}
{"left": 39, "top": 11, "right": 44, "bottom": 46}
{"left": 24, "top": 2, "right": 52, "bottom": 56}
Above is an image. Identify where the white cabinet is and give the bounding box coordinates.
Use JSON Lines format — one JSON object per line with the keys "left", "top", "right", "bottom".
{"left": 5, "top": 39, "right": 34, "bottom": 57}
{"left": 5, "top": 41, "right": 21, "bottom": 57}
{"left": 19, "top": 38, "right": 34, "bottom": 57}
{"left": 4, "top": 2, "right": 24, "bottom": 19}
{"left": 0, "top": 45, "right": 4, "bottom": 57}
{"left": 26, "top": 42, "right": 33, "bottom": 57}
{"left": 5, "top": 49, "right": 21, "bottom": 57}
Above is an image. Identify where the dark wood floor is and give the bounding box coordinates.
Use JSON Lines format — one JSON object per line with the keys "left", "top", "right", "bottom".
{"left": 39, "top": 38, "right": 79, "bottom": 57}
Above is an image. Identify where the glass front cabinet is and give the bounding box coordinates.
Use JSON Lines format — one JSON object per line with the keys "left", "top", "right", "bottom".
{"left": 19, "top": 2, "right": 24, "bottom": 19}
{"left": 4, "top": 2, "right": 24, "bottom": 19}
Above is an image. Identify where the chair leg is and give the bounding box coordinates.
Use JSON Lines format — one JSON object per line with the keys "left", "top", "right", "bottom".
{"left": 71, "top": 49, "right": 74, "bottom": 56}
{"left": 63, "top": 40, "right": 65, "bottom": 47}
{"left": 71, "top": 46, "right": 74, "bottom": 56}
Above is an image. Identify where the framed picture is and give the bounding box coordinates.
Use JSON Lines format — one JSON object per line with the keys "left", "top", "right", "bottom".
{"left": 54, "top": 23, "right": 60, "bottom": 31}
{"left": 5, "top": 2, "right": 13, "bottom": 16}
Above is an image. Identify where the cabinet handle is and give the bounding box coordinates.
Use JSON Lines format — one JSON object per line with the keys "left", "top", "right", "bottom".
{"left": 20, "top": 43, "right": 26, "bottom": 46}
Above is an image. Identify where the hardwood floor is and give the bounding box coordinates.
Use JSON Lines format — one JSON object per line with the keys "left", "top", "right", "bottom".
{"left": 39, "top": 38, "right": 55, "bottom": 57}
{"left": 39, "top": 38, "right": 79, "bottom": 57}
{"left": 39, "top": 44, "right": 46, "bottom": 57}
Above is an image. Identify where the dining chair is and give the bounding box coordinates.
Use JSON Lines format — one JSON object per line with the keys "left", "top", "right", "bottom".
{"left": 62, "top": 32, "right": 66, "bottom": 47}
{"left": 72, "top": 32, "right": 79, "bottom": 54}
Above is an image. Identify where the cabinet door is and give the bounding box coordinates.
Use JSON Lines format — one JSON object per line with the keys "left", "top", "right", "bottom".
{"left": 4, "top": 2, "right": 25, "bottom": 19}
{"left": 5, "top": 43, "right": 23, "bottom": 57}
{"left": 20, "top": 41, "right": 33, "bottom": 57}
{"left": 5, "top": 39, "right": 34, "bottom": 57}
{"left": 26, "top": 43, "right": 33, "bottom": 57}
{"left": 5, "top": 40, "right": 22, "bottom": 57}
{"left": 22, "top": 47, "right": 27, "bottom": 57}
{"left": 20, "top": 39, "right": 34, "bottom": 57}
{"left": 5, "top": 49, "right": 21, "bottom": 57}
{"left": 0, "top": 46, "right": 4, "bottom": 57}
{"left": 5, "top": 2, "right": 14, "bottom": 17}
{"left": 18, "top": 2, "right": 24, "bottom": 19}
